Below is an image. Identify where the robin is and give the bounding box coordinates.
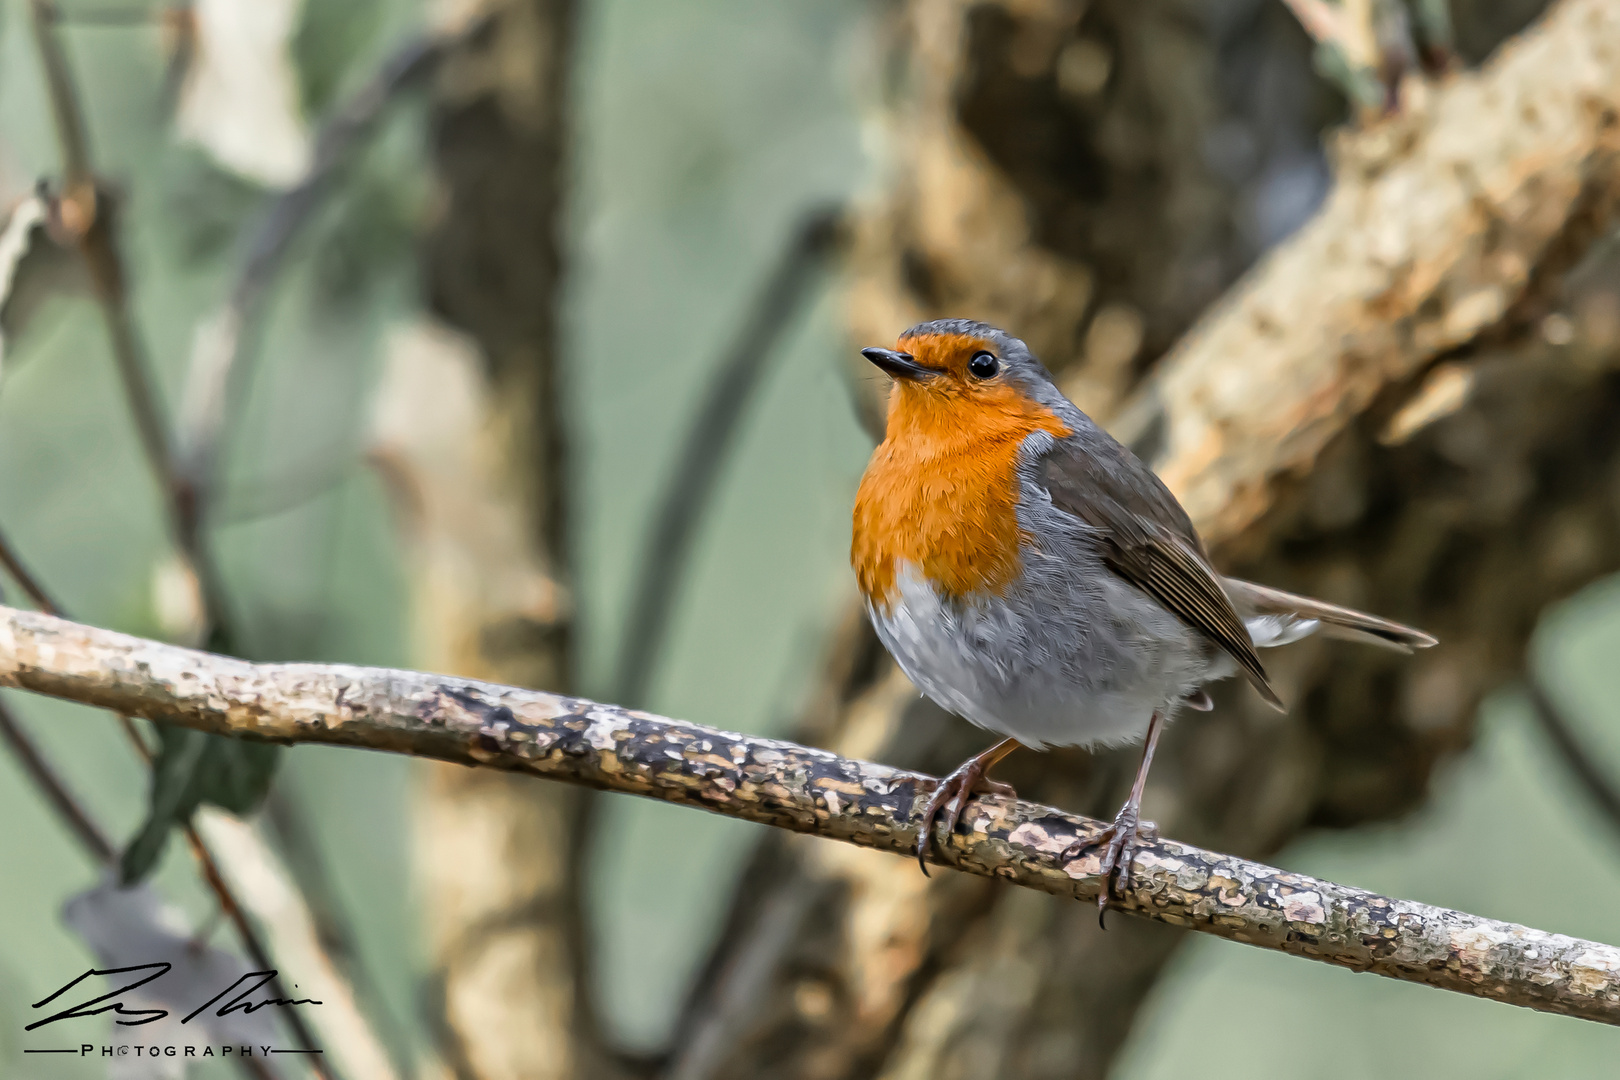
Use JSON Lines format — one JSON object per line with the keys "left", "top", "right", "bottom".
{"left": 851, "top": 319, "right": 1435, "bottom": 914}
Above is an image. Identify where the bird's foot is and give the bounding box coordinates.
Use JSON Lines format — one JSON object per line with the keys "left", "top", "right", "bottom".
{"left": 913, "top": 760, "right": 1016, "bottom": 876}
{"left": 1062, "top": 801, "right": 1158, "bottom": 927}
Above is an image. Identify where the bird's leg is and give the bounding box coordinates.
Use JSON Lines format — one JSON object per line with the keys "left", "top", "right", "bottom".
{"left": 1064, "top": 710, "right": 1165, "bottom": 925}
{"left": 914, "top": 737, "right": 1021, "bottom": 876}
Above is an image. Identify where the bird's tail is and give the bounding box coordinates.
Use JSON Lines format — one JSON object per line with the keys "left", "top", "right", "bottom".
{"left": 1220, "top": 577, "right": 1438, "bottom": 653}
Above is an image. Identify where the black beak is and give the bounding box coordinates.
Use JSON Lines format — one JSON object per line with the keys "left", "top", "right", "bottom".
{"left": 861, "top": 347, "right": 934, "bottom": 381}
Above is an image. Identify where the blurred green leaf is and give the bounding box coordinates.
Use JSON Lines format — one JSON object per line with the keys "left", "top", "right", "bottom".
{"left": 295, "top": 113, "right": 425, "bottom": 318}
{"left": 1411, "top": 0, "right": 1455, "bottom": 55}
{"left": 1311, "top": 41, "right": 1386, "bottom": 110}
{"left": 293, "top": 0, "right": 389, "bottom": 118}
{"left": 119, "top": 726, "right": 281, "bottom": 883}
{"left": 310, "top": 167, "right": 418, "bottom": 311}
{"left": 160, "top": 145, "right": 271, "bottom": 268}
{"left": 0, "top": 197, "right": 92, "bottom": 370}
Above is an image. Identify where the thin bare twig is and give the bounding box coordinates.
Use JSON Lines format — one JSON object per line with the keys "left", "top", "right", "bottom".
{"left": 0, "top": 528, "right": 117, "bottom": 861}
{"left": 27, "top": 0, "right": 234, "bottom": 647}
{"left": 0, "top": 696, "right": 115, "bottom": 861}
{"left": 1526, "top": 677, "right": 1620, "bottom": 846}
{"left": 3, "top": 604, "right": 1618, "bottom": 1026}
{"left": 0, "top": 522, "right": 158, "bottom": 755}
{"left": 613, "top": 205, "right": 846, "bottom": 705}
{"left": 26, "top": 1, "right": 93, "bottom": 188}
{"left": 0, "top": 520, "right": 57, "bottom": 614}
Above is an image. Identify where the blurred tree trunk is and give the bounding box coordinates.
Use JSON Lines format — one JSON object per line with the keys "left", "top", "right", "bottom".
{"left": 661, "top": 3, "right": 1620, "bottom": 1080}
{"left": 373, "top": 4, "right": 601, "bottom": 1079}
{"left": 844, "top": 0, "right": 1336, "bottom": 419}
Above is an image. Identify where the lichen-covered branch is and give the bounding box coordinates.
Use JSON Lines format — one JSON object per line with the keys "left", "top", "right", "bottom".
{"left": 2, "top": 605, "right": 1616, "bottom": 1026}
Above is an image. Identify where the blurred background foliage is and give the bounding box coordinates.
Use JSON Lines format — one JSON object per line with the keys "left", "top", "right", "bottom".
{"left": 0, "top": 0, "right": 1617, "bottom": 1077}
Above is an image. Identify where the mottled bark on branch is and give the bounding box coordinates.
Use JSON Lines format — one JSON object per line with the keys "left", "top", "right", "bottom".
{"left": 0, "top": 605, "right": 1617, "bottom": 1026}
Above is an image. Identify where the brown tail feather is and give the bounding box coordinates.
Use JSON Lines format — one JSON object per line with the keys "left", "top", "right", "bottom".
{"left": 1220, "top": 577, "right": 1438, "bottom": 653}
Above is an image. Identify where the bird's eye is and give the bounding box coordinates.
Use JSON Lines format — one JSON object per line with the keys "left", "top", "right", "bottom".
{"left": 968, "top": 351, "right": 999, "bottom": 379}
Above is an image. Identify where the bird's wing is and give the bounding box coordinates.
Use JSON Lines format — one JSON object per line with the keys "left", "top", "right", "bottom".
{"left": 1037, "top": 434, "right": 1284, "bottom": 710}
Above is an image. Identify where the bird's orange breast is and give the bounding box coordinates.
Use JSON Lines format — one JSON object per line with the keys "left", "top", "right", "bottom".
{"left": 853, "top": 375, "right": 1070, "bottom": 609}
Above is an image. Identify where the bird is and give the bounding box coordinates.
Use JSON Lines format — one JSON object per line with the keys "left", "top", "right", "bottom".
{"left": 850, "top": 318, "right": 1436, "bottom": 916}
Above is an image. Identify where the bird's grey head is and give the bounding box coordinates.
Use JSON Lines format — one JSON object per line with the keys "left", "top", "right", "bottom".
{"left": 859, "top": 318, "right": 1072, "bottom": 416}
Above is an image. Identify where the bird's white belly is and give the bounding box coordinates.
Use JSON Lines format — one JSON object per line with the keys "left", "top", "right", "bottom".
{"left": 867, "top": 561, "right": 1221, "bottom": 750}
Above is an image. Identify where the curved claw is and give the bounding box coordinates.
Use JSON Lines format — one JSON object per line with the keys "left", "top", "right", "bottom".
{"left": 1066, "top": 709, "right": 1167, "bottom": 928}
{"left": 1061, "top": 806, "right": 1158, "bottom": 928}
{"left": 913, "top": 778, "right": 957, "bottom": 877}
{"left": 913, "top": 748, "right": 1019, "bottom": 876}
